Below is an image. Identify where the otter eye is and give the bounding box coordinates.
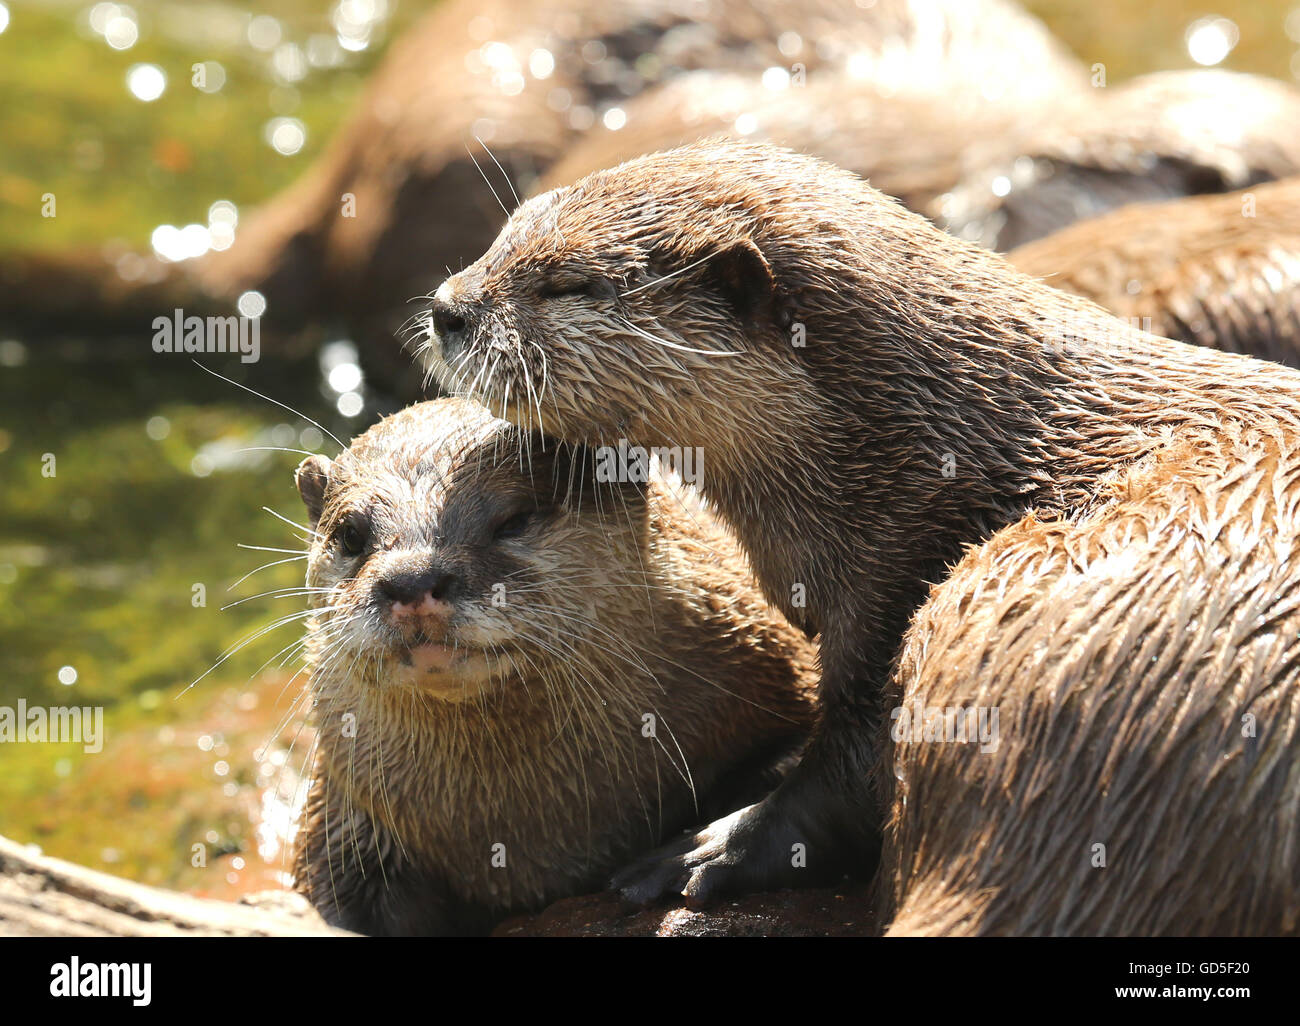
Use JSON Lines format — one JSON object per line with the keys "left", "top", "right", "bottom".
{"left": 337, "top": 520, "right": 369, "bottom": 556}
{"left": 493, "top": 510, "right": 534, "bottom": 541}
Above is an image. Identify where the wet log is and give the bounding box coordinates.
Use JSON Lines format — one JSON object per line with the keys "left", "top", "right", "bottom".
{"left": 0, "top": 834, "right": 349, "bottom": 937}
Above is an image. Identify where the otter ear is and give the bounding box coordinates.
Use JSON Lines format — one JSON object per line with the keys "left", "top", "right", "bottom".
{"left": 295, "top": 455, "right": 331, "bottom": 525}
{"left": 705, "top": 238, "right": 774, "bottom": 319}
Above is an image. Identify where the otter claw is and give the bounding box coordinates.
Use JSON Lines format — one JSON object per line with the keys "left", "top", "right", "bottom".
{"left": 611, "top": 833, "right": 697, "bottom": 905}
{"left": 613, "top": 804, "right": 771, "bottom": 906}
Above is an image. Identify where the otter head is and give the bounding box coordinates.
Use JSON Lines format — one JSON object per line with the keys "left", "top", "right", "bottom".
{"left": 296, "top": 397, "right": 647, "bottom": 702}
{"left": 420, "top": 141, "right": 849, "bottom": 458}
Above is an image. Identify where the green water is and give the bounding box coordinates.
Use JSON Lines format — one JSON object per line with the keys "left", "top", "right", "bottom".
{"left": 0, "top": 349, "right": 371, "bottom": 894}
{"left": 0, "top": 0, "right": 412, "bottom": 897}
{"left": 1, "top": 0, "right": 1297, "bottom": 894}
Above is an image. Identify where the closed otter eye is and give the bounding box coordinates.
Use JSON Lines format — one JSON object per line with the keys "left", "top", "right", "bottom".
{"left": 493, "top": 510, "right": 535, "bottom": 541}
{"left": 493, "top": 505, "right": 556, "bottom": 541}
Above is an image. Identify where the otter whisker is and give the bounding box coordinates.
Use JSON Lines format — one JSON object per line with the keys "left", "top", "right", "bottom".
{"left": 397, "top": 307, "right": 434, "bottom": 346}
{"left": 237, "top": 446, "right": 322, "bottom": 458}
{"left": 462, "top": 344, "right": 500, "bottom": 412}
{"left": 475, "top": 136, "right": 522, "bottom": 208}
{"left": 258, "top": 671, "right": 316, "bottom": 756}
{"left": 227, "top": 554, "right": 309, "bottom": 591}
{"left": 516, "top": 602, "right": 661, "bottom": 676}
{"left": 280, "top": 727, "right": 317, "bottom": 890}
{"left": 466, "top": 144, "right": 511, "bottom": 217}
{"left": 262, "top": 505, "right": 322, "bottom": 539}
{"left": 618, "top": 250, "right": 717, "bottom": 298}
{"left": 191, "top": 358, "right": 345, "bottom": 450}
{"left": 220, "top": 586, "right": 334, "bottom": 611}
{"left": 616, "top": 315, "right": 742, "bottom": 358}
{"left": 646, "top": 705, "right": 699, "bottom": 815}
{"left": 255, "top": 611, "right": 370, "bottom": 749}
{"left": 180, "top": 606, "right": 335, "bottom": 698}
{"left": 363, "top": 669, "right": 398, "bottom": 895}
{"left": 509, "top": 606, "right": 650, "bottom": 678}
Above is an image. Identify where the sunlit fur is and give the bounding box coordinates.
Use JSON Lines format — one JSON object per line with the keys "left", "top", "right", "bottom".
{"left": 889, "top": 427, "right": 1300, "bottom": 934}
{"left": 427, "top": 140, "right": 1300, "bottom": 932}
{"left": 292, "top": 398, "right": 816, "bottom": 934}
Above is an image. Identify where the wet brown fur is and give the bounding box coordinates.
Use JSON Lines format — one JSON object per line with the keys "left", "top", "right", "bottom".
{"left": 426, "top": 140, "right": 1300, "bottom": 932}
{"left": 888, "top": 424, "right": 1300, "bottom": 934}
{"left": 290, "top": 397, "right": 816, "bottom": 935}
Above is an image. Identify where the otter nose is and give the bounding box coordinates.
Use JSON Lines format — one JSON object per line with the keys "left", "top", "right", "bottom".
{"left": 381, "top": 570, "right": 462, "bottom": 616}
{"left": 429, "top": 295, "right": 470, "bottom": 359}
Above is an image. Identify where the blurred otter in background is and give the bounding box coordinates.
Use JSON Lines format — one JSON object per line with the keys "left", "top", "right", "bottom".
{"left": 943, "top": 70, "right": 1300, "bottom": 250}
{"left": 1, "top": 0, "right": 1083, "bottom": 396}
{"left": 536, "top": 68, "right": 1051, "bottom": 215}
{"left": 290, "top": 398, "right": 817, "bottom": 935}
{"left": 543, "top": 64, "right": 1300, "bottom": 374}
{"left": 8, "top": 0, "right": 1299, "bottom": 394}
{"left": 545, "top": 66, "right": 1300, "bottom": 259}
{"left": 1008, "top": 176, "right": 1300, "bottom": 365}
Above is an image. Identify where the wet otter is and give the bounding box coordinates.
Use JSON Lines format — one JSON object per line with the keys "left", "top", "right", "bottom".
{"left": 943, "top": 70, "right": 1300, "bottom": 250}
{"left": 1009, "top": 176, "right": 1300, "bottom": 366}
{"left": 0, "top": 0, "right": 1080, "bottom": 396}
{"left": 886, "top": 426, "right": 1300, "bottom": 934}
{"left": 290, "top": 397, "right": 816, "bottom": 935}
{"left": 421, "top": 140, "right": 1300, "bottom": 922}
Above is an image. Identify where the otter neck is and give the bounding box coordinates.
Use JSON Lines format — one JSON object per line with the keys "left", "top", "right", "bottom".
{"left": 695, "top": 287, "right": 1214, "bottom": 667}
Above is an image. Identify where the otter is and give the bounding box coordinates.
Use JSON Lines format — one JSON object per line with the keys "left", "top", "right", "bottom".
{"left": 536, "top": 69, "right": 1051, "bottom": 219}
{"left": 885, "top": 428, "right": 1300, "bottom": 934}
{"left": 541, "top": 70, "right": 1300, "bottom": 258}
{"left": 0, "top": 0, "right": 1080, "bottom": 396}
{"left": 942, "top": 70, "right": 1300, "bottom": 250}
{"left": 1009, "top": 176, "right": 1300, "bottom": 366}
{"left": 420, "top": 140, "right": 1300, "bottom": 927}
{"left": 289, "top": 397, "right": 817, "bottom": 935}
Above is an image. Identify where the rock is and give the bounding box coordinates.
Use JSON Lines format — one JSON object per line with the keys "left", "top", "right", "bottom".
{"left": 493, "top": 884, "right": 878, "bottom": 937}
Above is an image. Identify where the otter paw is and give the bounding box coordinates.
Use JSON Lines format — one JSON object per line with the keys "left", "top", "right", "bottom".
{"left": 612, "top": 803, "right": 799, "bottom": 907}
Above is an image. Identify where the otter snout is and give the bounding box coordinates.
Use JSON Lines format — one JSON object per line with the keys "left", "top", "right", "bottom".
{"left": 378, "top": 566, "right": 463, "bottom": 646}
{"left": 380, "top": 568, "right": 461, "bottom": 622}
{"left": 430, "top": 282, "right": 473, "bottom": 361}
